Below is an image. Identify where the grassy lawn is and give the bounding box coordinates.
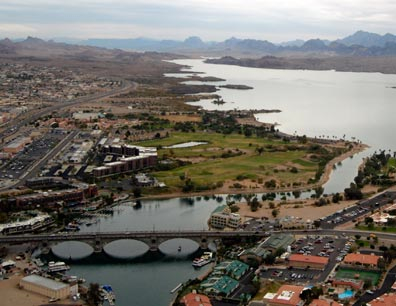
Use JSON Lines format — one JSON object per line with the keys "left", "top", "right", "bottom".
{"left": 387, "top": 158, "right": 396, "bottom": 168}
{"left": 136, "top": 131, "right": 341, "bottom": 192}
{"left": 336, "top": 268, "right": 381, "bottom": 285}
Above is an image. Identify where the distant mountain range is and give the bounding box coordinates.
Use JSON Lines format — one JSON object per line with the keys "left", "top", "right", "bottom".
{"left": 59, "top": 30, "right": 396, "bottom": 56}
{"left": 2, "top": 30, "right": 396, "bottom": 57}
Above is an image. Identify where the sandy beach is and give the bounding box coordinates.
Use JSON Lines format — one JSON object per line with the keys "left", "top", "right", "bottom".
{"left": 236, "top": 198, "right": 357, "bottom": 221}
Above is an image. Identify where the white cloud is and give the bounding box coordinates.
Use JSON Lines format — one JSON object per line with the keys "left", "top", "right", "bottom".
{"left": 1, "top": 0, "right": 396, "bottom": 40}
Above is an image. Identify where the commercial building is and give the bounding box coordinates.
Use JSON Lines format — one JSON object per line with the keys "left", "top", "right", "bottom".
{"left": 263, "top": 284, "right": 305, "bottom": 306}
{"left": 72, "top": 111, "right": 101, "bottom": 121}
{"left": 92, "top": 145, "right": 158, "bottom": 178}
{"left": 260, "top": 233, "right": 295, "bottom": 252}
{"left": 343, "top": 253, "right": 380, "bottom": 268}
{"left": 288, "top": 254, "right": 329, "bottom": 270}
{"left": 0, "top": 214, "right": 53, "bottom": 235}
{"left": 278, "top": 216, "right": 314, "bottom": 229}
{"left": 25, "top": 177, "right": 65, "bottom": 189}
{"left": 3, "top": 136, "right": 31, "bottom": 154}
{"left": 19, "top": 275, "right": 77, "bottom": 300}
{"left": 12, "top": 184, "right": 97, "bottom": 208}
{"left": 181, "top": 293, "right": 212, "bottom": 306}
{"left": 209, "top": 205, "right": 241, "bottom": 229}
{"left": 239, "top": 244, "right": 272, "bottom": 264}
{"left": 239, "top": 233, "right": 294, "bottom": 264}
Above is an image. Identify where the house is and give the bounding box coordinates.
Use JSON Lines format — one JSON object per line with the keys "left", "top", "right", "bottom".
{"left": 200, "top": 275, "right": 239, "bottom": 297}
{"left": 212, "top": 260, "right": 249, "bottom": 280}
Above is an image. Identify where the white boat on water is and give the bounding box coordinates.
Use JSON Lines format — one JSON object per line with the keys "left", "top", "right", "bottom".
{"left": 47, "top": 261, "right": 70, "bottom": 272}
{"left": 192, "top": 252, "right": 213, "bottom": 268}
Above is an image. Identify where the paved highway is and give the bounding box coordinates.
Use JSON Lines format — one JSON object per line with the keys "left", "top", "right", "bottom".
{"left": 0, "top": 79, "right": 135, "bottom": 144}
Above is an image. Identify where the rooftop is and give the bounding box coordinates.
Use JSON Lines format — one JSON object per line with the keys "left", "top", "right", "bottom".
{"left": 261, "top": 233, "right": 295, "bottom": 250}
{"left": 21, "top": 275, "right": 69, "bottom": 291}
{"left": 289, "top": 254, "right": 329, "bottom": 265}
{"left": 310, "top": 299, "right": 342, "bottom": 306}
{"left": 182, "top": 293, "right": 212, "bottom": 306}
{"left": 368, "top": 293, "right": 396, "bottom": 306}
{"left": 344, "top": 253, "right": 380, "bottom": 266}
{"left": 264, "top": 284, "right": 304, "bottom": 306}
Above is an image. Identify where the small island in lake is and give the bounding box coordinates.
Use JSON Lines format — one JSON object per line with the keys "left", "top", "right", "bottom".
{"left": 219, "top": 84, "right": 253, "bottom": 90}
{"left": 212, "top": 97, "right": 226, "bottom": 105}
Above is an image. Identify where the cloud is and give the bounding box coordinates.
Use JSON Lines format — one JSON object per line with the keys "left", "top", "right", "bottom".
{"left": 0, "top": 0, "right": 396, "bottom": 41}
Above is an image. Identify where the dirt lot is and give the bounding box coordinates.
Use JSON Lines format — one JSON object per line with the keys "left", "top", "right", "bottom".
{"left": 237, "top": 198, "right": 357, "bottom": 221}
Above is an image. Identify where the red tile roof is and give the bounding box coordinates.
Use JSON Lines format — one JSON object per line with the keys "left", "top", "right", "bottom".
{"left": 289, "top": 254, "right": 329, "bottom": 265}
{"left": 310, "top": 299, "right": 342, "bottom": 306}
{"left": 368, "top": 293, "right": 396, "bottom": 306}
{"left": 343, "top": 253, "right": 380, "bottom": 266}
{"left": 182, "top": 293, "right": 212, "bottom": 306}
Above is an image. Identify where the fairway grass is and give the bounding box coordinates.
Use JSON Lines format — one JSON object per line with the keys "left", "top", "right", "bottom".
{"left": 137, "top": 131, "right": 347, "bottom": 192}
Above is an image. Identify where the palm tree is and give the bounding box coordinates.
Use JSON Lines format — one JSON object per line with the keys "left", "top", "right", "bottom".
{"left": 87, "top": 283, "right": 102, "bottom": 306}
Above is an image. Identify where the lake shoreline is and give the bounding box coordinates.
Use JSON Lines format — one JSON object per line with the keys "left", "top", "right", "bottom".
{"left": 139, "top": 142, "right": 368, "bottom": 201}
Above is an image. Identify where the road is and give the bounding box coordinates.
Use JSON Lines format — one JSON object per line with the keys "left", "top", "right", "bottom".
{"left": 15, "top": 130, "right": 79, "bottom": 186}
{"left": 353, "top": 265, "right": 396, "bottom": 306}
{"left": 0, "top": 79, "right": 136, "bottom": 189}
{"left": 0, "top": 79, "right": 135, "bottom": 145}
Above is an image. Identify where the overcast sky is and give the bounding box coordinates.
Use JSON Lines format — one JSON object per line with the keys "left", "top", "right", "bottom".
{"left": 0, "top": 0, "right": 395, "bottom": 42}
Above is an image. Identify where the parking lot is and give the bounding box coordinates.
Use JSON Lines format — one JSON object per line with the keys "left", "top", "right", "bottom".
{"left": 260, "top": 235, "right": 350, "bottom": 284}
{"left": 0, "top": 133, "right": 63, "bottom": 180}
{"left": 261, "top": 267, "right": 323, "bottom": 284}
{"left": 320, "top": 192, "right": 396, "bottom": 229}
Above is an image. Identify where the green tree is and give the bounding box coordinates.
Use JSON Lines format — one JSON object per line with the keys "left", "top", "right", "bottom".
{"left": 133, "top": 187, "right": 142, "bottom": 198}
{"left": 272, "top": 209, "right": 279, "bottom": 218}
{"left": 86, "top": 283, "right": 102, "bottom": 306}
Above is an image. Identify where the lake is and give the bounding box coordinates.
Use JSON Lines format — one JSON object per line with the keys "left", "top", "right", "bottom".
{"left": 54, "top": 60, "right": 396, "bottom": 306}
{"left": 168, "top": 59, "right": 396, "bottom": 193}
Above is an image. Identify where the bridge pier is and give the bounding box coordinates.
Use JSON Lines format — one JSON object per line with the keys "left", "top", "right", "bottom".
{"left": 200, "top": 237, "right": 209, "bottom": 249}
{"left": 41, "top": 240, "right": 51, "bottom": 254}
{"left": 148, "top": 237, "right": 159, "bottom": 252}
{"left": 92, "top": 238, "right": 103, "bottom": 253}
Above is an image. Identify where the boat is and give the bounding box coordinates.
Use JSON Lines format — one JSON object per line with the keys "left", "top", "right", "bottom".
{"left": 47, "top": 261, "right": 70, "bottom": 273}
{"left": 32, "top": 258, "right": 44, "bottom": 267}
{"left": 192, "top": 252, "right": 213, "bottom": 268}
{"left": 114, "top": 194, "right": 129, "bottom": 202}
{"left": 170, "top": 283, "right": 182, "bottom": 294}
{"left": 101, "top": 285, "right": 116, "bottom": 305}
{"left": 64, "top": 222, "right": 80, "bottom": 231}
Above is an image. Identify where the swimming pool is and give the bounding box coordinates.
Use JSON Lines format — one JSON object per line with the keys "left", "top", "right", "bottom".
{"left": 338, "top": 289, "right": 354, "bottom": 299}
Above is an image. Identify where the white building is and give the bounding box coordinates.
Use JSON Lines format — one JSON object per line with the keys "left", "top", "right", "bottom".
{"left": 210, "top": 205, "right": 241, "bottom": 229}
